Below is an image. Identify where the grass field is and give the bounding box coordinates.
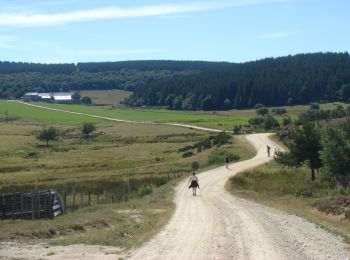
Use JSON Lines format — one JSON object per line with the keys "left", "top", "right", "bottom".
{"left": 3, "top": 99, "right": 345, "bottom": 130}
{"left": 0, "top": 114, "right": 255, "bottom": 247}
{"left": 79, "top": 89, "right": 132, "bottom": 107}
{"left": 226, "top": 161, "right": 350, "bottom": 243}
{"left": 0, "top": 100, "right": 302, "bottom": 129}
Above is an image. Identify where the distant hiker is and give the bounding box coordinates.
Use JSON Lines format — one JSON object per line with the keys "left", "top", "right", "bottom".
{"left": 188, "top": 172, "right": 199, "bottom": 196}
{"left": 225, "top": 154, "right": 230, "bottom": 169}
{"left": 267, "top": 145, "right": 271, "bottom": 157}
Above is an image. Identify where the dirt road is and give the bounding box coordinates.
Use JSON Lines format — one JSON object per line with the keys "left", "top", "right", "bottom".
{"left": 129, "top": 134, "right": 349, "bottom": 260}
{"left": 1, "top": 103, "right": 349, "bottom": 259}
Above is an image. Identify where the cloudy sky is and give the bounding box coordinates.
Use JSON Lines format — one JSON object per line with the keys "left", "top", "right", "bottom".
{"left": 0, "top": 0, "right": 349, "bottom": 63}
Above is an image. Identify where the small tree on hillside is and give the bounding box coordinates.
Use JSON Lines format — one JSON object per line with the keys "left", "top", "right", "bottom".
{"left": 81, "top": 96, "right": 92, "bottom": 105}
{"left": 275, "top": 122, "right": 322, "bottom": 181}
{"left": 309, "top": 102, "right": 320, "bottom": 110}
{"left": 38, "top": 127, "right": 58, "bottom": 146}
{"left": 272, "top": 107, "right": 287, "bottom": 116}
{"left": 191, "top": 161, "right": 199, "bottom": 171}
{"left": 81, "top": 122, "right": 96, "bottom": 138}
{"left": 72, "top": 92, "right": 81, "bottom": 103}
{"left": 256, "top": 107, "right": 269, "bottom": 116}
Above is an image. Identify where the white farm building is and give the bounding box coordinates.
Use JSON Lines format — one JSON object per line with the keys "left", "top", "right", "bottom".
{"left": 22, "top": 92, "right": 74, "bottom": 103}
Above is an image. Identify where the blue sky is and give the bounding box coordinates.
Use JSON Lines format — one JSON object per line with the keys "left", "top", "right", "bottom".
{"left": 0, "top": 0, "right": 349, "bottom": 63}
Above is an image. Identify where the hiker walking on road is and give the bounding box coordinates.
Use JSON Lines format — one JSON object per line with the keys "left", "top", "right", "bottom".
{"left": 188, "top": 172, "right": 199, "bottom": 196}
{"left": 225, "top": 154, "right": 230, "bottom": 169}
{"left": 267, "top": 145, "right": 271, "bottom": 157}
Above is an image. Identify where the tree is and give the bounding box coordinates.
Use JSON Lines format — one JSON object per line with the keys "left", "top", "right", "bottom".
{"left": 81, "top": 96, "right": 92, "bottom": 104}
{"left": 272, "top": 107, "right": 287, "bottom": 116}
{"left": 340, "top": 83, "right": 350, "bottom": 102}
{"left": 320, "top": 121, "right": 350, "bottom": 186}
{"left": 264, "top": 115, "right": 280, "bottom": 130}
{"left": 82, "top": 123, "right": 96, "bottom": 138}
{"left": 309, "top": 102, "right": 320, "bottom": 110}
{"left": 282, "top": 116, "right": 292, "bottom": 126}
{"left": 38, "top": 127, "right": 58, "bottom": 146}
{"left": 254, "top": 103, "right": 265, "bottom": 109}
{"left": 331, "top": 105, "right": 346, "bottom": 118}
{"left": 191, "top": 161, "right": 199, "bottom": 171}
{"left": 275, "top": 122, "right": 322, "bottom": 181}
{"left": 72, "top": 92, "right": 81, "bottom": 103}
{"left": 223, "top": 98, "right": 232, "bottom": 110}
{"left": 256, "top": 107, "right": 269, "bottom": 116}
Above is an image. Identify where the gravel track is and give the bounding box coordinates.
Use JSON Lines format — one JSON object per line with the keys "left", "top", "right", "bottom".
{"left": 129, "top": 134, "right": 350, "bottom": 260}
{"left": 1, "top": 102, "right": 349, "bottom": 259}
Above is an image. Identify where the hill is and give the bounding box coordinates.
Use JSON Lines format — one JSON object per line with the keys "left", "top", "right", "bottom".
{"left": 0, "top": 60, "right": 229, "bottom": 99}
{"left": 125, "top": 52, "right": 350, "bottom": 110}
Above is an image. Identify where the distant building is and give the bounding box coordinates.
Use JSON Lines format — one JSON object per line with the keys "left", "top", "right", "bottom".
{"left": 22, "top": 92, "right": 73, "bottom": 103}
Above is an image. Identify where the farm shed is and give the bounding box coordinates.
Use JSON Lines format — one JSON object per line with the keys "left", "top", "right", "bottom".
{"left": 0, "top": 189, "right": 64, "bottom": 220}
{"left": 22, "top": 92, "right": 73, "bottom": 103}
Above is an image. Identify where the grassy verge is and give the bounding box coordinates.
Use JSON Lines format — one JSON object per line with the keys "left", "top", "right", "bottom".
{"left": 226, "top": 161, "right": 350, "bottom": 243}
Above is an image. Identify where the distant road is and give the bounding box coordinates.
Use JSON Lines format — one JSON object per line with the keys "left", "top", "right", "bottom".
{"left": 9, "top": 100, "right": 222, "bottom": 133}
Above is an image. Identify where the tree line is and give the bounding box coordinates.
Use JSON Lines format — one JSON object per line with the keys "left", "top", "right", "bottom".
{"left": 0, "top": 70, "right": 194, "bottom": 99}
{"left": 125, "top": 52, "right": 350, "bottom": 110}
{"left": 0, "top": 60, "right": 229, "bottom": 74}
{"left": 0, "top": 60, "right": 229, "bottom": 99}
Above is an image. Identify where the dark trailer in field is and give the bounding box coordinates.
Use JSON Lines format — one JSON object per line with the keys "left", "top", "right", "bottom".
{"left": 0, "top": 189, "right": 64, "bottom": 220}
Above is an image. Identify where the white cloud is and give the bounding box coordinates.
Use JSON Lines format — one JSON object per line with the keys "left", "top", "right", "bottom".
{"left": 0, "top": 0, "right": 298, "bottom": 27}
{"left": 0, "top": 35, "right": 18, "bottom": 48}
{"left": 259, "top": 31, "right": 295, "bottom": 39}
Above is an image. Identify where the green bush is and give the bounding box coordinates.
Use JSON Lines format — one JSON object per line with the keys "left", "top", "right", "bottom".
{"left": 182, "top": 151, "right": 193, "bottom": 157}
{"left": 138, "top": 187, "right": 153, "bottom": 197}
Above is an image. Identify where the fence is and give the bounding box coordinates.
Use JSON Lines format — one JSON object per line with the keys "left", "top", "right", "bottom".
{"left": 0, "top": 171, "right": 190, "bottom": 218}
{"left": 0, "top": 189, "right": 64, "bottom": 220}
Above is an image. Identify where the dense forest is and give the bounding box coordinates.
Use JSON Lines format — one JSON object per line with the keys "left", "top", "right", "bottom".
{"left": 125, "top": 53, "right": 350, "bottom": 110}
{"left": 0, "top": 60, "right": 227, "bottom": 99}
{"left": 1, "top": 54, "right": 350, "bottom": 109}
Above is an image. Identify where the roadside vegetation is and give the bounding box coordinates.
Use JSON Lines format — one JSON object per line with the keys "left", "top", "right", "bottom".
{"left": 227, "top": 103, "right": 350, "bottom": 242}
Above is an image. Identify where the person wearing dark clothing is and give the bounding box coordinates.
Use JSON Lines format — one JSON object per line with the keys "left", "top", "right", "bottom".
{"left": 225, "top": 154, "right": 230, "bottom": 169}
{"left": 188, "top": 172, "right": 199, "bottom": 196}
{"left": 267, "top": 145, "right": 271, "bottom": 157}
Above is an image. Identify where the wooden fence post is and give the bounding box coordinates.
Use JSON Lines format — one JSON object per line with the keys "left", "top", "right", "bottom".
{"left": 31, "top": 192, "right": 35, "bottom": 220}
{"left": 63, "top": 191, "right": 67, "bottom": 212}
{"left": 37, "top": 192, "right": 41, "bottom": 219}
{"left": 80, "top": 193, "right": 83, "bottom": 208}
{"left": 72, "top": 191, "right": 76, "bottom": 210}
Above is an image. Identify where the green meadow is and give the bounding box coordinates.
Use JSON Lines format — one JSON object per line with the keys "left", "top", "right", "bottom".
{"left": 0, "top": 100, "right": 294, "bottom": 129}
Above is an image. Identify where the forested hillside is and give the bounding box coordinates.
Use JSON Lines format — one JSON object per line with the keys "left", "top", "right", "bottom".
{"left": 0, "top": 60, "right": 228, "bottom": 99}
{"left": 125, "top": 53, "right": 350, "bottom": 110}
{"left": 1, "top": 54, "right": 350, "bottom": 109}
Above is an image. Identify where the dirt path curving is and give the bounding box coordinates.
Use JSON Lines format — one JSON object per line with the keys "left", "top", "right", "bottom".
{"left": 1, "top": 103, "right": 349, "bottom": 259}
{"left": 128, "top": 134, "right": 350, "bottom": 260}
